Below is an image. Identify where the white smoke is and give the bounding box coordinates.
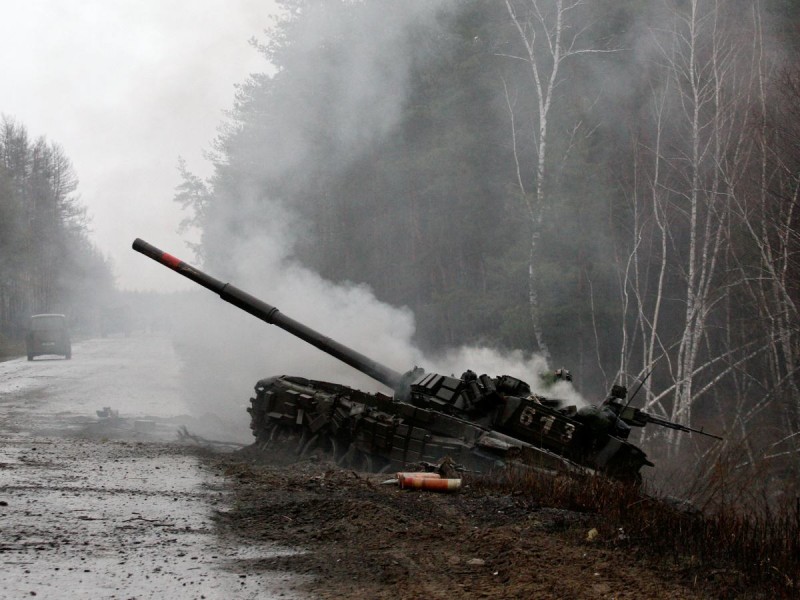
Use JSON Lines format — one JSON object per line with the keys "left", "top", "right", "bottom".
{"left": 167, "top": 0, "right": 589, "bottom": 438}
{"left": 170, "top": 230, "right": 587, "bottom": 438}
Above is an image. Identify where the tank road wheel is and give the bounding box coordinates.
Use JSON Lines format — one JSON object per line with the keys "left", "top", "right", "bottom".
{"left": 362, "top": 453, "right": 374, "bottom": 473}
{"left": 269, "top": 424, "right": 281, "bottom": 443}
{"left": 335, "top": 443, "right": 387, "bottom": 473}
{"left": 298, "top": 433, "right": 341, "bottom": 463}
{"left": 258, "top": 423, "right": 298, "bottom": 450}
{"left": 336, "top": 444, "right": 358, "bottom": 469}
{"left": 299, "top": 433, "right": 320, "bottom": 458}
{"left": 255, "top": 424, "right": 277, "bottom": 449}
{"left": 295, "top": 430, "right": 310, "bottom": 455}
{"left": 328, "top": 436, "right": 341, "bottom": 461}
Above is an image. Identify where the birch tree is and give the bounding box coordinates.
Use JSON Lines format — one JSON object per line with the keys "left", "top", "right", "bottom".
{"left": 501, "top": 0, "right": 612, "bottom": 364}
{"left": 727, "top": 35, "right": 800, "bottom": 448}
{"left": 620, "top": 1, "right": 767, "bottom": 452}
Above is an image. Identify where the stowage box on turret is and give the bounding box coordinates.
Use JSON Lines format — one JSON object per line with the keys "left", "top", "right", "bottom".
{"left": 133, "top": 238, "right": 721, "bottom": 483}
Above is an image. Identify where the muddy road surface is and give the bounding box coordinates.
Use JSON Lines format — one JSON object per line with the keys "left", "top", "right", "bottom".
{"left": 0, "top": 336, "right": 305, "bottom": 600}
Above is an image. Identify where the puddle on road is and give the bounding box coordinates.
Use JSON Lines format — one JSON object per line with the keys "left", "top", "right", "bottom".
{"left": 0, "top": 436, "right": 308, "bottom": 599}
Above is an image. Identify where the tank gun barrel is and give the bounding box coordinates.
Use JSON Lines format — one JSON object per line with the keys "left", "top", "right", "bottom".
{"left": 641, "top": 413, "right": 723, "bottom": 440}
{"left": 614, "top": 403, "right": 723, "bottom": 440}
{"left": 132, "top": 238, "right": 406, "bottom": 390}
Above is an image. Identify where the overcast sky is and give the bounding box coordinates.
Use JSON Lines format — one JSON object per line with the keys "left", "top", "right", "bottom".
{"left": 1, "top": 0, "right": 278, "bottom": 290}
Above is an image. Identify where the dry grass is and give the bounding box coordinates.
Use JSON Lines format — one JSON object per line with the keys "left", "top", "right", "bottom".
{"left": 469, "top": 452, "right": 800, "bottom": 598}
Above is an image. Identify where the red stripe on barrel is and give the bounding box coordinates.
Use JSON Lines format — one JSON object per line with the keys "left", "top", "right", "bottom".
{"left": 161, "top": 252, "right": 182, "bottom": 269}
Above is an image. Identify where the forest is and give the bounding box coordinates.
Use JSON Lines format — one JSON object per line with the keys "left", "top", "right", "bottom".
{"left": 175, "top": 0, "right": 800, "bottom": 478}
{"left": 0, "top": 118, "right": 116, "bottom": 344}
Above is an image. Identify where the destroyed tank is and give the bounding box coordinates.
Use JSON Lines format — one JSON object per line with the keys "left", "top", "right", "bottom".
{"left": 133, "top": 238, "right": 721, "bottom": 483}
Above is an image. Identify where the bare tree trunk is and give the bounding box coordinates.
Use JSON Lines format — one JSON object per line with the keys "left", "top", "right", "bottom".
{"left": 502, "top": 0, "right": 613, "bottom": 364}
{"left": 621, "top": 0, "right": 776, "bottom": 453}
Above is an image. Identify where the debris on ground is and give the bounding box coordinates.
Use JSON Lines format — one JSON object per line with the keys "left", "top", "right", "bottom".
{"left": 207, "top": 445, "right": 711, "bottom": 600}
{"left": 176, "top": 425, "right": 247, "bottom": 451}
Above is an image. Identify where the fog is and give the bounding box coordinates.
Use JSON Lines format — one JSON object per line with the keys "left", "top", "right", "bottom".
{"left": 164, "top": 189, "right": 581, "bottom": 438}
{"left": 0, "top": 0, "right": 276, "bottom": 291}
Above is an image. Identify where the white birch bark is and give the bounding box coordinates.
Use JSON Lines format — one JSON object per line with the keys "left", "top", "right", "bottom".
{"left": 624, "top": 0, "right": 766, "bottom": 452}
{"left": 502, "top": 0, "right": 614, "bottom": 364}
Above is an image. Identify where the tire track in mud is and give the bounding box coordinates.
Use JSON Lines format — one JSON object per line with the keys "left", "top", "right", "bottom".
{"left": 0, "top": 337, "right": 308, "bottom": 599}
{"left": 0, "top": 435, "right": 307, "bottom": 600}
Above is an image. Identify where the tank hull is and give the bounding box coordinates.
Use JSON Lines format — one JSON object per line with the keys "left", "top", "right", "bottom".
{"left": 248, "top": 375, "right": 651, "bottom": 481}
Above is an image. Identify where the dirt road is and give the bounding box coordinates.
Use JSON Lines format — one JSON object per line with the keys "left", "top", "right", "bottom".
{"left": 0, "top": 336, "right": 304, "bottom": 600}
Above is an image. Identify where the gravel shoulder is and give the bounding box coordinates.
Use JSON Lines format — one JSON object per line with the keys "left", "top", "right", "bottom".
{"left": 0, "top": 433, "right": 305, "bottom": 600}
{"left": 0, "top": 338, "right": 304, "bottom": 600}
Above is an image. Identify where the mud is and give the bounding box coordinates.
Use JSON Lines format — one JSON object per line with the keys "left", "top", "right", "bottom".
{"left": 0, "top": 434, "right": 308, "bottom": 599}
{"left": 0, "top": 337, "right": 304, "bottom": 599}
{"left": 211, "top": 447, "right": 709, "bottom": 600}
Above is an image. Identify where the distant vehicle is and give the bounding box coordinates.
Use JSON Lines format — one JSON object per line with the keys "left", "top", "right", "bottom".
{"left": 26, "top": 314, "right": 71, "bottom": 361}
